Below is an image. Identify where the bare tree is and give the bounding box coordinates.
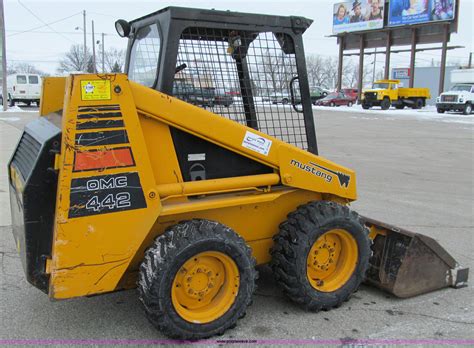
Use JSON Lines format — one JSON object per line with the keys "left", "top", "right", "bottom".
{"left": 323, "top": 56, "right": 339, "bottom": 90}
{"left": 58, "top": 44, "right": 90, "bottom": 73}
{"left": 306, "top": 55, "right": 326, "bottom": 88}
{"left": 7, "top": 62, "right": 45, "bottom": 76}
{"left": 104, "top": 48, "right": 125, "bottom": 73}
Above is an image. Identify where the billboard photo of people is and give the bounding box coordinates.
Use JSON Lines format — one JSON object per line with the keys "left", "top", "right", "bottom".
{"left": 388, "top": 0, "right": 455, "bottom": 26}
{"left": 333, "top": 0, "right": 384, "bottom": 34}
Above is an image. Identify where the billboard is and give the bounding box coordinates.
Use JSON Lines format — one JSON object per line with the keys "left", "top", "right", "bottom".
{"left": 332, "top": 0, "right": 384, "bottom": 34}
{"left": 388, "top": 0, "right": 455, "bottom": 27}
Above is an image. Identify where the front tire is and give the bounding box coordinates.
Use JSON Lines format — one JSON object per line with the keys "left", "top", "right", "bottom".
{"left": 381, "top": 98, "right": 390, "bottom": 110}
{"left": 437, "top": 108, "right": 445, "bottom": 114}
{"left": 271, "top": 201, "right": 371, "bottom": 311}
{"left": 463, "top": 103, "right": 472, "bottom": 115}
{"left": 138, "top": 219, "right": 257, "bottom": 339}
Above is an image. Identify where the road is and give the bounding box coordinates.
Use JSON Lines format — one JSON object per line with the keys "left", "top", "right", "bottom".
{"left": 0, "top": 106, "right": 473, "bottom": 345}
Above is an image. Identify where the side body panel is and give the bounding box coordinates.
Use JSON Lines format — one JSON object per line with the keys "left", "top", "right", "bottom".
{"left": 48, "top": 74, "right": 356, "bottom": 299}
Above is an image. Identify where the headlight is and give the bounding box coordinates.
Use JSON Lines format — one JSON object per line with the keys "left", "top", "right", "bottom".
{"left": 459, "top": 98, "right": 464, "bottom": 103}
{"left": 115, "top": 19, "right": 131, "bottom": 38}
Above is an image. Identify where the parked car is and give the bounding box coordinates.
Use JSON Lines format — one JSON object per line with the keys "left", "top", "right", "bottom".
{"left": 270, "top": 92, "right": 291, "bottom": 104}
{"left": 310, "top": 86, "right": 329, "bottom": 104}
{"left": 315, "top": 92, "right": 354, "bottom": 107}
{"left": 213, "top": 89, "right": 234, "bottom": 107}
{"left": 173, "top": 83, "right": 216, "bottom": 107}
{"left": 0, "top": 73, "right": 42, "bottom": 106}
{"left": 341, "top": 88, "right": 358, "bottom": 102}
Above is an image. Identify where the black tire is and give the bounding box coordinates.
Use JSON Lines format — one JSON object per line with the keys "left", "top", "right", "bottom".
{"left": 348, "top": 101, "right": 353, "bottom": 107}
{"left": 270, "top": 201, "right": 370, "bottom": 311}
{"left": 380, "top": 98, "right": 390, "bottom": 110}
{"left": 282, "top": 98, "right": 289, "bottom": 105}
{"left": 437, "top": 108, "right": 445, "bottom": 114}
{"left": 463, "top": 103, "right": 472, "bottom": 115}
{"left": 362, "top": 103, "right": 370, "bottom": 110}
{"left": 24, "top": 101, "right": 31, "bottom": 106}
{"left": 395, "top": 105, "right": 405, "bottom": 110}
{"left": 330, "top": 102, "right": 335, "bottom": 107}
{"left": 138, "top": 219, "right": 257, "bottom": 339}
{"left": 412, "top": 98, "right": 424, "bottom": 109}
{"left": 8, "top": 95, "right": 14, "bottom": 107}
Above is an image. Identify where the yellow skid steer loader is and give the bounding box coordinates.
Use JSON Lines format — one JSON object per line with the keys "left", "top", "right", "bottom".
{"left": 9, "top": 7, "right": 468, "bottom": 339}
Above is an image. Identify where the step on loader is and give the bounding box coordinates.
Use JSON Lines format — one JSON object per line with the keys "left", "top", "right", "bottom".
{"left": 9, "top": 7, "right": 468, "bottom": 339}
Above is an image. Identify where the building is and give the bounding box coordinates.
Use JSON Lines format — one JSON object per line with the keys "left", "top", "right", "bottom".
{"left": 392, "top": 66, "right": 460, "bottom": 105}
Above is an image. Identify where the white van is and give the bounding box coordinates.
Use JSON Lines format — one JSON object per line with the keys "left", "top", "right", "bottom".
{"left": 0, "top": 73, "right": 42, "bottom": 106}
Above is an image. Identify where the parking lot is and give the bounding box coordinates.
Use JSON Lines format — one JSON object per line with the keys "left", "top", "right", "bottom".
{"left": 0, "top": 106, "right": 473, "bottom": 345}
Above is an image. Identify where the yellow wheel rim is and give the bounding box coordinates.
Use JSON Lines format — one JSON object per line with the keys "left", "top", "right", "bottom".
{"left": 306, "top": 229, "right": 358, "bottom": 292}
{"left": 171, "top": 251, "right": 240, "bottom": 324}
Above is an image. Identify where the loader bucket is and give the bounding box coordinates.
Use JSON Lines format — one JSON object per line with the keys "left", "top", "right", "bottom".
{"left": 362, "top": 216, "right": 468, "bottom": 298}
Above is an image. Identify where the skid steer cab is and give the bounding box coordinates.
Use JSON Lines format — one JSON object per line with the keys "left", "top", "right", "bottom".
{"left": 9, "top": 7, "right": 468, "bottom": 339}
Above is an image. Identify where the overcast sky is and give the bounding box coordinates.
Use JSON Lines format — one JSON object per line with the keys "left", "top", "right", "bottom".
{"left": 4, "top": 0, "right": 473, "bottom": 74}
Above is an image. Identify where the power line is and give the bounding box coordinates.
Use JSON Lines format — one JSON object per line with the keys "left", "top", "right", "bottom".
{"left": 16, "top": 0, "right": 76, "bottom": 44}
{"left": 7, "top": 29, "right": 117, "bottom": 36}
{"left": 7, "top": 11, "right": 82, "bottom": 37}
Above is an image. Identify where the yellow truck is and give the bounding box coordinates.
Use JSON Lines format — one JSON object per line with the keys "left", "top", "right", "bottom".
{"left": 361, "top": 79, "right": 430, "bottom": 110}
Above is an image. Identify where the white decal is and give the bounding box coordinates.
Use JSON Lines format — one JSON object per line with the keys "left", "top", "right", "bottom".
{"left": 85, "top": 192, "right": 131, "bottom": 212}
{"left": 188, "top": 153, "right": 206, "bottom": 161}
{"left": 241, "top": 131, "right": 272, "bottom": 156}
{"left": 86, "top": 176, "right": 128, "bottom": 191}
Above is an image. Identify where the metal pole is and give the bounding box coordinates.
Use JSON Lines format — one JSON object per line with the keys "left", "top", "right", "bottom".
{"left": 357, "top": 34, "right": 364, "bottom": 102}
{"left": 101, "top": 33, "right": 105, "bottom": 73}
{"left": 384, "top": 31, "right": 391, "bottom": 79}
{"left": 92, "top": 20, "right": 96, "bottom": 73}
{"left": 468, "top": 52, "right": 472, "bottom": 68}
{"left": 83, "top": 10, "right": 87, "bottom": 70}
{"left": 1, "top": 0, "right": 7, "bottom": 111}
{"left": 409, "top": 28, "right": 416, "bottom": 88}
{"left": 438, "top": 24, "right": 449, "bottom": 95}
{"left": 337, "top": 36, "right": 344, "bottom": 92}
{"left": 372, "top": 47, "right": 377, "bottom": 83}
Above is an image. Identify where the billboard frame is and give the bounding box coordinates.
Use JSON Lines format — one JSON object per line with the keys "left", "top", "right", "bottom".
{"left": 331, "top": 0, "right": 460, "bottom": 101}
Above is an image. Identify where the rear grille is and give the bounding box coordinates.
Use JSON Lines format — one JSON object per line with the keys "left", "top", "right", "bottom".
{"left": 441, "top": 95, "right": 458, "bottom": 102}
{"left": 11, "top": 132, "right": 42, "bottom": 181}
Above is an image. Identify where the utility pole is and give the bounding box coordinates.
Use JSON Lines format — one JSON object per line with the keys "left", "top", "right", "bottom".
{"left": 83, "top": 10, "right": 87, "bottom": 70}
{"left": 372, "top": 47, "right": 377, "bottom": 83}
{"left": 469, "top": 52, "right": 472, "bottom": 69}
{"left": 101, "top": 33, "right": 105, "bottom": 73}
{"left": 91, "top": 20, "right": 96, "bottom": 73}
{"left": 1, "top": 0, "right": 7, "bottom": 111}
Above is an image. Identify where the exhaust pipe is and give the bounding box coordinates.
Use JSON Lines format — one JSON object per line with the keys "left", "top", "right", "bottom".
{"left": 362, "top": 216, "right": 469, "bottom": 298}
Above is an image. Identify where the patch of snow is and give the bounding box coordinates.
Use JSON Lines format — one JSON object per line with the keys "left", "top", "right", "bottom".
{"left": 0, "top": 105, "right": 37, "bottom": 113}
{"left": 313, "top": 104, "right": 474, "bottom": 125}
{"left": 0, "top": 117, "right": 20, "bottom": 121}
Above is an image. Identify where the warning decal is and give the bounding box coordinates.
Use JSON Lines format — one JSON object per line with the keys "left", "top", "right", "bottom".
{"left": 80, "top": 80, "right": 112, "bottom": 101}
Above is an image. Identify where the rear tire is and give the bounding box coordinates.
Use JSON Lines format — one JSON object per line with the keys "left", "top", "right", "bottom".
{"left": 395, "top": 105, "right": 405, "bottom": 110}
{"left": 271, "top": 201, "right": 371, "bottom": 311}
{"left": 463, "top": 103, "right": 472, "bottom": 115}
{"left": 380, "top": 98, "right": 390, "bottom": 110}
{"left": 413, "top": 98, "right": 424, "bottom": 109}
{"left": 348, "top": 101, "right": 353, "bottom": 107}
{"left": 330, "top": 102, "right": 335, "bottom": 107}
{"left": 8, "top": 95, "right": 14, "bottom": 107}
{"left": 138, "top": 219, "right": 257, "bottom": 339}
{"left": 282, "top": 98, "right": 289, "bottom": 105}
{"left": 362, "top": 103, "right": 370, "bottom": 110}
{"left": 437, "top": 108, "right": 445, "bottom": 114}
